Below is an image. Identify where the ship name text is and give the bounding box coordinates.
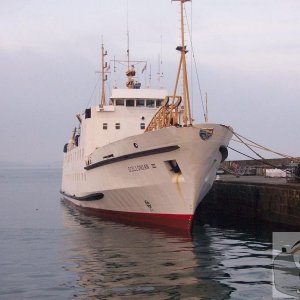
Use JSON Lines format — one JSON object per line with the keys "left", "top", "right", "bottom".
{"left": 128, "top": 164, "right": 150, "bottom": 173}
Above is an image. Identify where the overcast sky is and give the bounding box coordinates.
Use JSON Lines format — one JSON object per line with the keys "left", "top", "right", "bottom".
{"left": 1, "top": 0, "right": 299, "bottom": 166}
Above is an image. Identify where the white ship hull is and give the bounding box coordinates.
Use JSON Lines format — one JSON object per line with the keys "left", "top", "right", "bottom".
{"left": 61, "top": 1, "right": 233, "bottom": 231}
{"left": 61, "top": 124, "right": 232, "bottom": 230}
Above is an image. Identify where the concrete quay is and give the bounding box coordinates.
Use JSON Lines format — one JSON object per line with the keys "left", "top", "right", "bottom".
{"left": 199, "top": 175, "right": 300, "bottom": 229}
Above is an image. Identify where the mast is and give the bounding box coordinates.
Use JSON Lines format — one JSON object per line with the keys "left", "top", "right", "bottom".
{"left": 125, "top": 0, "right": 135, "bottom": 89}
{"left": 145, "top": 0, "right": 193, "bottom": 132}
{"left": 100, "top": 42, "right": 108, "bottom": 106}
{"left": 172, "top": 0, "right": 192, "bottom": 126}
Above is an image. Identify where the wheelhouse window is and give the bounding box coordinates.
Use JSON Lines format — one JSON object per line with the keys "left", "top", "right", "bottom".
{"left": 146, "top": 99, "right": 155, "bottom": 107}
{"left": 156, "top": 100, "right": 163, "bottom": 107}
{"left": 103, "top": 123, "right": 108, "bottom": 130}
{"left": 140, "top": 123, "right": 145, "bottom": 130}
{"left": 115, "top": 123, "right": 120, "bottom": 130}
{"left": 136, "top": 99, "right": 145, "bottom": 107}
{"left": 116, "top": 99, "right": 124, "bottom": 106}
{"left": 126, "top": 99, "right": 135, "bottom": 107}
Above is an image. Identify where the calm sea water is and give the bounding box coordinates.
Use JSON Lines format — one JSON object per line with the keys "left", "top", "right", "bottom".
{"left": 0, "top": 168, "right": 275, "bottom": 299}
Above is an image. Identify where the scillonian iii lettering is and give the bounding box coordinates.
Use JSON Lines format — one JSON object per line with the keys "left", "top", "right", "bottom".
{"left": 128, "top": 164, "right": 150, "bottom": 172}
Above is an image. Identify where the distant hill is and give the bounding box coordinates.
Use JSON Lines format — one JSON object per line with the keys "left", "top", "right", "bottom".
{"left": 0, "top": 161, "right": 28, "bottom": 168}
{"left": 0, "top": 161, "right": 62, "bottom": 169}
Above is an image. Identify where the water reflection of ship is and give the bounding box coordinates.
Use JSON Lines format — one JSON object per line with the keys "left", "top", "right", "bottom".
{"left": 61, "top": 202, "right": 234, "bottom": 299}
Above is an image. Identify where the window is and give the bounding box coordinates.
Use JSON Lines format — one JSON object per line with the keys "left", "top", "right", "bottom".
{"left": 116, "top": 99, "right": 124, "bottom": 106}
{"left": 156, "top": 100, "right": 163, "bottom": 107}
{"left": 136, "top": 99, "right": 145, "bottom": 107}
{"left": 140, "top": 123, "right": 145, "bottom": 130}
{"left": 146, "top": 99, "right": 155, "bottom": 107}
{"left": 103, "top": 123, "right": 108, "bottom": 130}
{"left": 115, "top": 123, "right": 120, "bottom": 129}
{"left": 126, "top": 99, "right": 135, "bottom": 107}
{"left": 85, "top": 108, "right": 91, "bottom": 118}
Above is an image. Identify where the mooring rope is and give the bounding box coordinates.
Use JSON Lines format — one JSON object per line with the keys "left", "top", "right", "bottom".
{"left": 227, "top": 129, "right": 300, "bottom": 179}
{"left": 228, "top": 146, "right": 285, "bottom": 170}
{"left": 232, "top": 130, "right": 300, "bottom": 164}
{"left": 230, "top": 129, "right": 300, "bottom": 164}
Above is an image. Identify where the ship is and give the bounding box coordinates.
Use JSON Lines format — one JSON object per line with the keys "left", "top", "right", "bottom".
{"left": 60, "top": 0, "right": 233, "bottom": 231}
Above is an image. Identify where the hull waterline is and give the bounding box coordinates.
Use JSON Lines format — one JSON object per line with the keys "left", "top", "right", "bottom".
{"left": 61, "top": 197, "right": 193, "bottom": 233}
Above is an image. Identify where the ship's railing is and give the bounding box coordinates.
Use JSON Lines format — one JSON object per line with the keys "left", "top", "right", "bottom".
{"left": 145, "top": 96, "right": 182, "bottom": 132}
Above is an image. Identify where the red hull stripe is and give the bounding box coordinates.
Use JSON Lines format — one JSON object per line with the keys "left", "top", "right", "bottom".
{"left": 63, "top": 198, "right": 193, "bottom": 231}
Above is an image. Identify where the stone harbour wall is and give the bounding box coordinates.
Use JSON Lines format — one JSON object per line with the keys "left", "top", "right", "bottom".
{"left": 200, "top": 181, "right": 300, "bottom": 228}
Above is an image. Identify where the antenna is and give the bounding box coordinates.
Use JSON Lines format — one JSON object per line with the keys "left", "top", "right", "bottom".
{"left": 205, "top": 92, "right": 208, "bottom": 122}
{"left": 126, "top": 0, "right": 130, "bottom": 70}
{"left": 149, "top": 64, "right": 152, "bottom": 88}
{"left": 160, "top": 34, "right": 164, "bottom": 88}
{"left": 157, "top": 54, "right": 160, "bottom": 87}
{"left": 157, "top": 34, "right": 164, "bottom": 88}
{"left": 124, "top": 0, "right": 135, "bottom": 89}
